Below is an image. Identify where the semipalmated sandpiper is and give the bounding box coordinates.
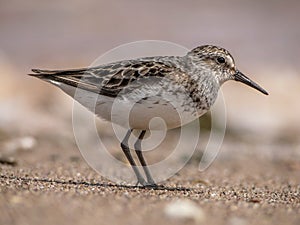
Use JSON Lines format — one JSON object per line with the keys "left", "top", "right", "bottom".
{"left": 29, "top": 45, "right": 268, "bottom": 186}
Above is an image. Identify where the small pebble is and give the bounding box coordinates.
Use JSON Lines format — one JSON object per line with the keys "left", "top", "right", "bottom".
{"left": 164, "top": 199, "right": 205, "bottom": 223}
{"left": 0, "top": 156, "right": 17, "bottom": 166}
{"left": 3, "top": 136, "right": 37, "bottom": 154}
{"left": 228, "top": 217, "right": 247, "bottom": 225}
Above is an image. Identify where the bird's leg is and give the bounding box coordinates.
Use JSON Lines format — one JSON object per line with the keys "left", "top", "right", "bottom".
{"left": 120, "top": 129, "right": 146, "bottom": 186}
{"left": 134, "top": 130, "right": 156, "bottom": 186}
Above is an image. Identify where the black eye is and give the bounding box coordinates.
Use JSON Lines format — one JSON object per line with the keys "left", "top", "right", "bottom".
{"left": 216, "top": 57, "right": 226, "bottom": 64}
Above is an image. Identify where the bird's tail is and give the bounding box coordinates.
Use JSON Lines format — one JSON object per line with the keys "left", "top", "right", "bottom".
{"left": 28, "top": 68, "right": 87, "bottom": 77}
{"left": 28, "top": 68, "right": 100, "bottom": 93}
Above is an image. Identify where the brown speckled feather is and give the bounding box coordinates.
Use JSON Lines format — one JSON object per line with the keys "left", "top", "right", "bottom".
{"left": 30, "top": 58, "right": 187, "bottom": 98}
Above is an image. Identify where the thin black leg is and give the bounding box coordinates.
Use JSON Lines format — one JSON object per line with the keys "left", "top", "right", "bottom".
{"left": 134, "top": 130, "right": 156, "bottom": 186}
{"left": 120, "top": 129, "right": 146, "bottom": 186}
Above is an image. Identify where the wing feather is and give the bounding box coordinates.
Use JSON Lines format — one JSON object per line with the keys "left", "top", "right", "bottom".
{"left": 29, "top": 58, "right": 185, "bottom": 97}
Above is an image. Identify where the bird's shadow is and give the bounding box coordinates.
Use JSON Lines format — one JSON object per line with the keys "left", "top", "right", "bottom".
{"left": 1, "top": 175, "right": 192, "bottom": 192}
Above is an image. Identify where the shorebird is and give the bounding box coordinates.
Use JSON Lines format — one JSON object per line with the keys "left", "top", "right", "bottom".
{"left": 29, "top": 45, "right": 268, "bottom": 186}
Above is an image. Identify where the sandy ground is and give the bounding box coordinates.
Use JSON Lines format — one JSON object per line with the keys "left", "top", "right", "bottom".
{"left": 0, "top": 132, "right": 299, "bottom": 225}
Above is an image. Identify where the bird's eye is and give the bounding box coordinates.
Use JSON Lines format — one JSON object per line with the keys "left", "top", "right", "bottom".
{"left": 216, "top": 57, "right": 226, "bottom": 64}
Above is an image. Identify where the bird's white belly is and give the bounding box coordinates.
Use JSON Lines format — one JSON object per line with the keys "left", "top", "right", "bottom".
{"left": 54, "top": 81, "right": 205, "bottom": 130}
{"left": 108, "top": 97, "right": 202, "bottom": 130}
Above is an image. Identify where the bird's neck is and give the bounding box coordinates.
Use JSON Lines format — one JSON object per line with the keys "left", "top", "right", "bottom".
{"left": 182, "top": 56, "right": 220, "bottom": 110}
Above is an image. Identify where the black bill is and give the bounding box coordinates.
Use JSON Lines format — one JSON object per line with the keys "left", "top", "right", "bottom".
{"left": 234, "top": 71, "right": 269, "bottom": 95}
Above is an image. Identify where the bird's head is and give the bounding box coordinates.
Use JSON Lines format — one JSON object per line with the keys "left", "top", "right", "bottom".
{"left": 187, "top": 45, "right": 268, "bottom": 95}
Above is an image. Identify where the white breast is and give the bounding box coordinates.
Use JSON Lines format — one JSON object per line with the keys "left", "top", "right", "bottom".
{"left": 52, "top": 80, "right": 204, "bottom": 130}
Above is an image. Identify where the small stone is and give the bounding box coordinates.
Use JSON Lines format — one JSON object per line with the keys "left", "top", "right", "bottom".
{"left": 3, "top": 136, "right": 37, "bottom": 154}
{"left": 0, "top": 156, "right": 17, "bottom": 166}
{"left": 10, "top": 195, "right": 23, "bottom": 204}
{"left": 228, "top": 217, "right": 247, "bottom": 225}
{"left": 230, "top": 205, "right": 238, "bottom": 211}
{"left": 19, "top": 136, "right": 37, "bottom": 150}
{"left": 164, "top": 199, "right": 205, "bottom": 223}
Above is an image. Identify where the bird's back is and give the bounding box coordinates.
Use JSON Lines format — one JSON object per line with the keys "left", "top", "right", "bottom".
{"left": 29, "top": 55, "right": 216, "bottom": 129}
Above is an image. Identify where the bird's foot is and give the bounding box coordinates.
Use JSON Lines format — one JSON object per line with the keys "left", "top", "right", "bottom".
{"left": 135, "top": 178, "right": 157, "bottom": 188}
{"left": 135, "top": 177, "right": 147, "bottom": 186}
{"left": 143, "top": 177, "right": 157, "bottom": 188}
{"left": 143, "top": 182, "right": 158, "bottom": 188}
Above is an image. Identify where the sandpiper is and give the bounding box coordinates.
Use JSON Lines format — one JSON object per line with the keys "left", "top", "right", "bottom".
{"left": 29, "top": 45, "right": 268, "bottom": 186}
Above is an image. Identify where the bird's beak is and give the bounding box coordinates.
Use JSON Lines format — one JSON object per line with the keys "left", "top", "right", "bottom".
{"left": 234, "top": 70, "right": 269, "bottom": 95}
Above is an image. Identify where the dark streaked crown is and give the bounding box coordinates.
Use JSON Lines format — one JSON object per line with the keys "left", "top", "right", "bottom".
{"left": 189, "top": 45, "right": 231, "bottom": 57}
{"left": 187, "top": 45, "right": 236, "bottom": 70}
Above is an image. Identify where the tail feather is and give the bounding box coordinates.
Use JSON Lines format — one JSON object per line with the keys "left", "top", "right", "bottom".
{"left": 28, "top": 68, "right": 101, "bottom": 94}
{"left": 29, "top": 68, "right": 87, "bottom": 77}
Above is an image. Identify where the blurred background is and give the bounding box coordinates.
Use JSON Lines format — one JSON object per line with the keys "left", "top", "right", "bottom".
{"left": 1, "top": 0, "right": 299, "bottom": 165}
{"left": 0, "top": 1, "right": 300, "bottom": 224}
